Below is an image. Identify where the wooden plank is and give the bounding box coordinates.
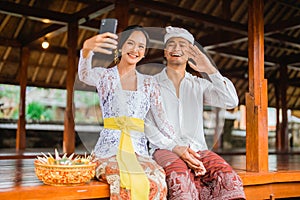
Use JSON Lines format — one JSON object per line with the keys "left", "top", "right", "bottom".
{"left": 0, "top": 181, "right": 110, "bottom": 200}
{"left": 1, "top": 158, "right": 300, "bottom": 200}
{"left": 246, "top": 0, "right": 269, "bottom": 172}
{"left": 239, "top": 171, "right": 300, "bottom": 185}
{"left": 16, "top": 47, "right": 29, "bottom": 151}
{"left": 240, "top": 171, "right": 300, "bottom": 199}
{"left": 243, "top": 182, "right": 300, "bottom": 200}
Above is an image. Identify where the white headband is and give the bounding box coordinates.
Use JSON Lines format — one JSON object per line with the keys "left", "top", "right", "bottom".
{"left": 164, "top": 26, "right": 194, "bottom": 44}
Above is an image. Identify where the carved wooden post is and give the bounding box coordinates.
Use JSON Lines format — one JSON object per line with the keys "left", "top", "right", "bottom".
{"left": 63, "top": 21, "right": 78, "bottom": 154}
{"left": 246, "top": 0, "right": 269, "bottom": 172}
{"left": 16, "top": 47, "right": 29, "bottom": 152}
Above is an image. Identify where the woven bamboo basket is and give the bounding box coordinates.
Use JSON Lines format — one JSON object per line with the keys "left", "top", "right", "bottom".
{"left": 34, "top": 160, "right": 96, "bottom": 186}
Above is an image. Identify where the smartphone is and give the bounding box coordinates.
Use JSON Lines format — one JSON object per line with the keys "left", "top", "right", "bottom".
{"left": 99, "top": 18, "right": 118, "bottom": 34}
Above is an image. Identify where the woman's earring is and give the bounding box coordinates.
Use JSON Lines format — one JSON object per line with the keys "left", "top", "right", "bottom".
{"left": 114, "top": 49, "right": 119, "bottom": 64}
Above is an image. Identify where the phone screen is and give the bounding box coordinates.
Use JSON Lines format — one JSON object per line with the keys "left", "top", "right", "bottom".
{"left": 99, "top": 18, "right": 118, "bottom": 34}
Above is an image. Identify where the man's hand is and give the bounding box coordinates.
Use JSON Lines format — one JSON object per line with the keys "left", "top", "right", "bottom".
{"left": 186, "top": 44, "right": 217, "bottom": 75}
{"left": 172, "top": 145, "right": 206, "bottom": 175}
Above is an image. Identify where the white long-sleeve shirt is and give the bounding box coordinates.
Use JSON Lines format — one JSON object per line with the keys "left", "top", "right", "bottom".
{"left": 145, "top": 68, "right": 239, "bottom": 152}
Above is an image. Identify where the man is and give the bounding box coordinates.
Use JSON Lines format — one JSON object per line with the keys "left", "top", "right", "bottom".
{"left": 145, "top": 26, "right": 245, "bottom": 200}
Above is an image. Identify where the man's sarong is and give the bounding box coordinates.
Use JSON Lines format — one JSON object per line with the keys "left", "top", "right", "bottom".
{"left": 153, "top": 149, "right": 246, "bottom": 200}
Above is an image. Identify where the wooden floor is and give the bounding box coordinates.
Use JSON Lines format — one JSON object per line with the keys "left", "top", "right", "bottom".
{"left": 223, "top": 153, "right": 300, "bottom": 200}
{"left": 1, "top": 148, "right": 300, "bottom": 171}
{"left": 0, "top": 151, "right": 300, "bottom": 199}
{"left": 222, "top": 153, "right": 300, "bottom": 172}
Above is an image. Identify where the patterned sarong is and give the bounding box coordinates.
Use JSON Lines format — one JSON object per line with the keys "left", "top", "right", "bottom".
{"left": 153, "top": 149, "right": 246, "bottom": 200}
{"left": 94, "top": 155, "right": 167, "bottom": 200}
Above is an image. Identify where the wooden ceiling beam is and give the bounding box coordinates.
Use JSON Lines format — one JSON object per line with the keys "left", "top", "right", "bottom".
{"left": 0, "top": 60, "right": 66, "bottom": 73}
{"left": 220, "top": 65, "right": 248, "bottom": 74}
{"left": 0, "top": 77, "right": 67, "bottom": 90}
{"left": 132, "top": 0, "right": 248, "bottom": 35}
{"left": 0, "top": 37, "right": 21, "bottom": 47}
{"left": 129, "top": 3, "right": 300, "bottom": 51}
{"left": 208, "top": 47, "right": 279, "bottom": 66}
{"left": 265, "top": 34, "right": 300, "bottom": 49}
{"left": 272, "top": 0, "right": 300, "bottom": 11}
{"left": 1, "top": 1, "right": 114, "bottom": 46}
{"left": 0, "top": 1, "right": 71, "bottom": 24}
{"left": 0, "top": 1, "right": 111, "bottom": 25}
{"left": 265, "top": 15, "right": 300, "bottom": 33}
{"left": 72, "top": 2, "right": 114, "bottom": 24}
{"left": 204, "top": 14, "right": 300, "bottom": 50}
{"left": 200, "top": 31, "right": 247, "bottom": 49}
{"left": 280, "top": 53, "right": 300, "bottom": 66}
{"left": 266, "top": 73, "right": 300, "bottom": 87}
{"left": 204, "top": 32, "right": 300, "bottom": 51}
{"left": 21, "top": 24, "right": 64, "bottom": 46}
{"left": 38, "top": 3, "right": 115, "bottom": 39}
{"left": 68, "top": 0, "right": 113, "bottom": 4}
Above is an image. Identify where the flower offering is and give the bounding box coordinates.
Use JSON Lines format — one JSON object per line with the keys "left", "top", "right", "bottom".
{"left": 34, "top": 149, "right": 96, "bottom": 186}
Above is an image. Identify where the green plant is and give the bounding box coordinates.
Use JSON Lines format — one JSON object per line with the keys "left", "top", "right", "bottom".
{"left": 26, "top": 101, "right": 54, "bottom": 121}
{"left": 27, "top": 102, "right": 44, "bottom": 120}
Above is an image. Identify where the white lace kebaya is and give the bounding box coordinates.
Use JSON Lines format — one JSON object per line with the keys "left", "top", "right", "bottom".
{"left": 78, "top": 50, "right": 178, "bottom": 158}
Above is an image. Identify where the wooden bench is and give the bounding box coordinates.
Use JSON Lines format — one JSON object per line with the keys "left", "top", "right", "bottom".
{"left": 0, "top": 180, "right": 110, "bottom": 200}
{"left": 1, "top": 158, "right": 300, "bottom": 200}
{"left": 222, "top": 154, "right": 300, "bottom": 199}
{"left": 240, "top": 171, "right": 300, "bottom": 199}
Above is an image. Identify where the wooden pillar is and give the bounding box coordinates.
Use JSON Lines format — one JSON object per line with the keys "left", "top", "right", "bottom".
{"left": 115, "top": 0, "right": 129, "bottom": 32}
{"left": 63, "top": 21, "right": 78, "bottom": 155}
{"left": 278, "top": 64, "right": 289, "bottom": 152}
{"left": 213, "top": 108, "right": 221, "bottom": 151}
{"left": 275, "top": 83, "right": 281, "bottom": 151}
{"left": 216, "top": 0, "right": 231, "bottom": 151}
{"left": 246, "top": 0, "right": 269, "bottom": 172}
{"left": 16, "top": 47, "right": 29, "bottom": 152}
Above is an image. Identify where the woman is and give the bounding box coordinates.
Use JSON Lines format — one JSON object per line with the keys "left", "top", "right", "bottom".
{"left": 78, "top": 25, "right": 177, "bottom": 200}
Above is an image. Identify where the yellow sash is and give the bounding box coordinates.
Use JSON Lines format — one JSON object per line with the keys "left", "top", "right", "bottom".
{"left": 104, "top": 116, "right": 150, "bottom": 200}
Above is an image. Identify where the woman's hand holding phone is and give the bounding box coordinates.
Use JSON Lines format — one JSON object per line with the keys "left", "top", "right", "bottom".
{"left": 82, "top": 18, "right": 118, "bottom": 58}
{"left": 82, "top": 32, "right": 118, "bottom": 57}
